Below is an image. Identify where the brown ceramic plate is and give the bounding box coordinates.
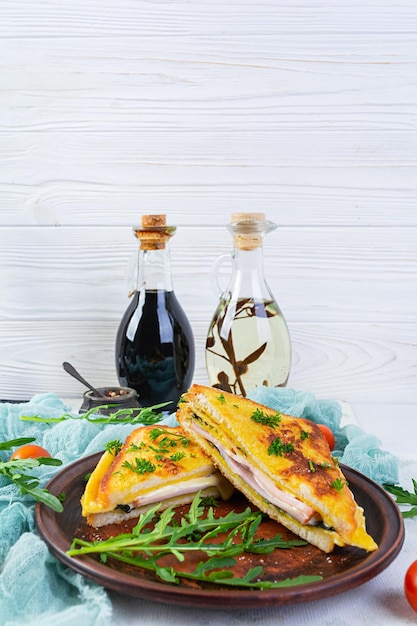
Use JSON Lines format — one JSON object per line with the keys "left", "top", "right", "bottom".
{"left": 35, "top": 452, "right": 404, "bottom": 609}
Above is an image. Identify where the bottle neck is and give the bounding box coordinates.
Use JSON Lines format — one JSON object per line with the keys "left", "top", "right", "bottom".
{"left": 136, "top": 246, "right": 173, "bottom": 292}
{"left": 229, "top": 245, "right": 272, "bottom": 300}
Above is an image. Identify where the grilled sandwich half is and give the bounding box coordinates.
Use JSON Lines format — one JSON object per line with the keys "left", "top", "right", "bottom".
{"left": 176, "top": 384, "right": 378, "bottom": 554}
{"left": 81, "top": 424, "right": 234, "bottom": 527}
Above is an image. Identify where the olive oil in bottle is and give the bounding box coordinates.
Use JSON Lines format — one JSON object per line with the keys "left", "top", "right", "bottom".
{"left": 205, "top": 213, "right": 291, "bottom": 396}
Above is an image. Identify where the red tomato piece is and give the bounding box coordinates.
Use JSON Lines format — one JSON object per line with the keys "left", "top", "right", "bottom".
{"left": 317, "top": 424, "right": 335, "bottom": 451}
{"left": 405, "top": 560, "right": 417, "bottom": 612}
{"left": 10, "top": 444, "right": 51, "bottom": 460}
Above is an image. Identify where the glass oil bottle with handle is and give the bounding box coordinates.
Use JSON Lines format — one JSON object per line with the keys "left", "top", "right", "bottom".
{"left": 205, "top": 212, "right": 291, "bottom": 396}
{"left": 115, "top": 214, "right": 195, "bottom": 409}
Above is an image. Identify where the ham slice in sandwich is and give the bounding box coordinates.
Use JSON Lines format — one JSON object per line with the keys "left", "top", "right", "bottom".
{"left": 176, "top": 384, "right": 378, "bottom": 554}
{"left": 81, "top": 424, "right": 234, "bottom": 528}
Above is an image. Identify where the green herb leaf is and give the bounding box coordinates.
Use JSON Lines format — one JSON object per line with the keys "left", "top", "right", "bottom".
{"left": 122, "top": 458, "right": 156, "bottom": 475}
{"left": 0, "top": 448, "right": 64, "bottom": 512}
{"left": 199, "top": 495, "right": 219, "bottom": 508}
{"left": 331, "top": 478, "right": 346, "bottom": 492}
{"left": 106, "top": 440, "right": 123, "bottom": 456}
{"left": 384, "top": 480, "right": 417, "bottom": 518}
{"left": 148, "top": 427, "right": 190, "bottom": 456}
{"left": 170, "top": 452, "right": 186, "bottom": 462}
{"left": 268, "top": 437, "right": 294, "bottom": 457}
{"left": 20, "top": 402, "right": 170, "bottom": 426}
{"left": 67, "top": 494, "right": 320, "bottom": 589}
{"left": 251, "top": 408, "right": 281, "bottom": 429}
{"left": 0, "top": 437, "right": 37, "bottom": 450}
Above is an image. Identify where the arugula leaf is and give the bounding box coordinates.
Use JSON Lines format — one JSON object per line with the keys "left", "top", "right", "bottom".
{"left": 384, "top": 479, "right": 417, "bottom": 518}
{"left": 19, "top": 402, "right": 170, "bottom": 426}
{"left": 0, "top": 453, "right": 64, "bottom": 512}
{"left": 67, "top": 494, "right": 321, "bottom": 589}
{"left": 248, "top": 535, "right": 306, "bottom": 554}
{"left": 0, "top": 437, "right": 37, "bottom": 450}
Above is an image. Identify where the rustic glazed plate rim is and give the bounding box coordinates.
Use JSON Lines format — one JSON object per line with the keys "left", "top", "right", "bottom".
{"left": 35, "top": 453, "right": 404, "bottom": 609}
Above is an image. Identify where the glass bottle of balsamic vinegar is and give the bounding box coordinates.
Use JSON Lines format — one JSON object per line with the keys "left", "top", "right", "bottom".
{"left": 205, "top": 212, "right": 291, "bottom": 396}
{"left": 115, "top": 214, "right": 195, "bottom": 409}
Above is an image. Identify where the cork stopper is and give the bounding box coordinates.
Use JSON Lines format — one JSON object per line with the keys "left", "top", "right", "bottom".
{"left": 229, "top": 212, "right": 272, "bottom": 250}
{"left": 231, "top": 212, "right": 266, "bottom": 224}
{"left": 133, "top": 214, "right": 176, "bottom": 250}
{"left": 142, "top": 214, "right": 166, "bottom": 228}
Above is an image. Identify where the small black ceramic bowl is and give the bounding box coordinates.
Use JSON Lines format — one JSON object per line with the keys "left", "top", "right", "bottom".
{"left": 79, "top": 386, "right": 141, "bottom": 416}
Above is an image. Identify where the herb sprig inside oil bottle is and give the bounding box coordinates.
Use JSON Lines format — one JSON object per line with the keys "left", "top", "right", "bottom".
{"left": 205, "top": 213, "right": 291, "bottom": 396}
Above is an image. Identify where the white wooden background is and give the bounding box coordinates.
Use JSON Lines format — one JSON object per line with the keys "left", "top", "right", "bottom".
{"left": 1, "top": 1, "right": 416, "bottom": 455}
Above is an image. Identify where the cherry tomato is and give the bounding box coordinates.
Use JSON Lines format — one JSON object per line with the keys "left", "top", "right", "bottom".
{"left": 10, "top": 444, "right": 51, "bottom": 460}
{"left": 405, "top": 560, "right": 417, "bottom": 611}
{"left": 317, "top": 424, "right": 335, "bottom": 451}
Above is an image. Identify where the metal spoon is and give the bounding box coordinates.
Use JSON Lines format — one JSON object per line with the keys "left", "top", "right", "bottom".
{"left": 62, "top": 361, "right": 105, "bottom": 397}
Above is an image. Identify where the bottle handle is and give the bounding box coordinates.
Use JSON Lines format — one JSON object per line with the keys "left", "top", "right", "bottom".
{"left": 211, "top": 253, "right": 233, "bottom": 296}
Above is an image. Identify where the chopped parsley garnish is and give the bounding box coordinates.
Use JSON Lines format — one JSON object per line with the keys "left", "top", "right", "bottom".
{"left": 317, "top": 462, "right": 332, "bottom": 470}
{"left": 170, "top": 452, "right": 186, "bottom": 462}
{"left": 251, "top": 408, "right": 281, "bottom": 429}
{"left": 147, "top": 427, "right": 190, "bottom": 456}
{"left": 105, "top": 439, "right": 123, "bottom": 456}
{"left": 308, "top": 459, "right": 332, "bottom": 472}
{"left": 149, "top": 427, "right": 190, "bottom": 446}
{"left": 149, "top": 441, "right": 176, "bottom": 455}
{"left": 122, "top": 458, "right": 156, "bottom": 475}
{"left": 120, "top": 428, "right": 192, "bottom": 475}
{"left": 331, "top": 478, "right": 346, "bottom": 492}
{"left": 127, "top": 442, "right": 144, "bottom": 452}
{"left": 268, "top": 437, "right": 294, "bottom": 457}
{"left": 217, "top": 393, "right": 226, "bottom": 404}
{"left": 300, "top": 430, "right": 309, "bottom": 441}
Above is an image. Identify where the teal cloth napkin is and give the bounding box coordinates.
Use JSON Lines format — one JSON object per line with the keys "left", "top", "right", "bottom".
{"left": 0, "top": 394, "right": 177, "bottom": 626}
{"left": 0, "top": 389, "right": 399, "bottom": 625}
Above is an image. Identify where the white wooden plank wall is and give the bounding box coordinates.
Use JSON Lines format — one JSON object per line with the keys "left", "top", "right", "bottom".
{"left": 1, "top": 1, "right": 416, "bottom": 449}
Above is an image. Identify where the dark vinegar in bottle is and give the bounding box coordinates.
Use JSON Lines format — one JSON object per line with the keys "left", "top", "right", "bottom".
{"left": 115, "top": 289, "right": 195, "bottom": 409}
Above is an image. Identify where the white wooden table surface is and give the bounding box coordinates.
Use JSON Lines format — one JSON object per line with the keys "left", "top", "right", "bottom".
{"left": 1, "top": 1, "right": 416, "bottom": 623}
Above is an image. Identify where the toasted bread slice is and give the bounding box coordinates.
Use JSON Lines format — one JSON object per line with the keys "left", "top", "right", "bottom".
{"left": 81, "top": 424, "right": 233, "bottom": 527}
{"left": 176, "top": 384, "right": 378, "bottom": 554}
